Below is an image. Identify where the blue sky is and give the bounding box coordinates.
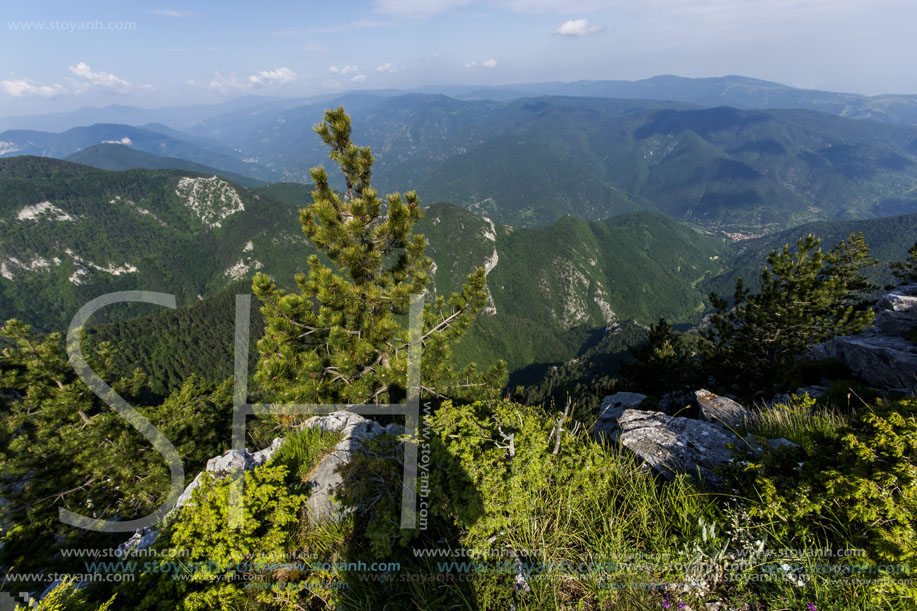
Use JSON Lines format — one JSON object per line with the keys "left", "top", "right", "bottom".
{"left": 1, "top": 0, "right": 915, "bottom": 115}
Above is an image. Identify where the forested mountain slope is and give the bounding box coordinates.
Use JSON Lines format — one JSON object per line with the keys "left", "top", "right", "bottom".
{"left": 188, "top": 94, "right": 917, "bottom": 231}
{"left": 64, "top": 143, "right": 264, "bottom": 188}
{"left": 0, "top": 123, "right": 274, "bottom": 181}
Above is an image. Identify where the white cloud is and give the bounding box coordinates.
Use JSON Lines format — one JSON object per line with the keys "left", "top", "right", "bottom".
{"left": 351, "top": 74, "right": 367, "bottom": 82}
{"left": 149, "top": 9, "right": 192, "bottom": 17}
{"left": 0, "top": 78, "right": 66, "bottom": 98}
{"left": 555, "top": 18, "right": 604, "bottom": 36}
{"left": 209, "top": 72, "right": 245, "bottom": 93}
{"left": 68, "top": 62, "right": 135, "bottom": 92}
{"left": 210, "top": 67, "right": 298, "bottom": 92}
{"left": 466, "top": 59, "right": 497, "bottom": 68}
{"left": 376, "top": 62, "right": 398, "bottom": 73}
{"left": 248, "top": 67, "right": 297, "bottom": 86}
{"left": 329, "top": 64, "right": 360, "bottom": 75}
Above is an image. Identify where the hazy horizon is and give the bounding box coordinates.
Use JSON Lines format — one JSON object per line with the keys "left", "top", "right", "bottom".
{"left": 2, "top": 0, "right": 915, "bottom": 117}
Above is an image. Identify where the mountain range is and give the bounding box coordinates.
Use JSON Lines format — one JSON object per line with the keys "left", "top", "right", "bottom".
{"left": 0, "top": 123, "right": 275, "bottom": 181}
{"left": 3, "top": 75, "right": 917, "bottom": 392}
{"left": 5, "top": 87, "right": 917, "bottom": 233}
{"left": 5, "top": 75, "right": 917, "bottom": 134}
{"left": 3, "top": 157, "right": 914, "bottom": 395}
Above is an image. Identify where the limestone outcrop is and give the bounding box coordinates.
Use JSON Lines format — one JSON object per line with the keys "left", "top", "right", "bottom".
{"left": 118, "top": 411, "right": 400, "bottom": 555}
{"left": 596, "top": 391, "right": 797, "bottom": 487}
{"left": 811, "top": 284, "right": 917, "bottom": 393}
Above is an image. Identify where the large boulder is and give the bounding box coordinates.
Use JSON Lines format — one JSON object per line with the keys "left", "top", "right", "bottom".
{"left": 873, "top": 285, "right": 917, "bottom": 337}
{"left": 694, "top": 390, "right": 754, "bottom": 428}
{"left": 616, "top": 410, "right": 741, "bottom": 485}
{"left": 813, "top": 335, "right": 917, "bottom": 392}
{"left": 812, "top": 284, "right": 917, "bottom": 393}
{"left": 611, "top": 409, "right": 798, "bottom": 487}
{"left": 300, "top": 412, "right": 403, "bottom": 524}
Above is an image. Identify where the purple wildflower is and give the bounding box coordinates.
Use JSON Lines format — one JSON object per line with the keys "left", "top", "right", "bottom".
{"left": 806, "top": 604, "right": 817, "bottom": 611}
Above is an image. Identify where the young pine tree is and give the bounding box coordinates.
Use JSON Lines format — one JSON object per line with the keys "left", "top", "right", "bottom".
{"left": 703, "top": 234, "right": 874, "bottom": 390}
{"left": 624, "top": 316, "right": 697, "bottom": 394}
{"left": 252, "top": 107, "right": 505, "bottom": 404}
{"left": 890, "top": 242, "right": 917, "bottom": 285}
{"left": 823, "top": 231, "right": 879, "bottom": 307}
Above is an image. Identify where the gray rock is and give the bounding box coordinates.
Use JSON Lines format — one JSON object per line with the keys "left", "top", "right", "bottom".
{"left": 118, "top": 436, "right": 286, "bottom": 555}
{"left": 594, "top": 392, "right": 645, "bottom": 441}
{"left": 765, "top": 437, "right": 800, "bottom": 451}
{"left": 813, "top": 335, "right": 917, "bottom": 392}
{"left": 300, "top": 411, "right": 401, "bottom": 524}
{"left": 873, "top": 287, "right": 917, "bottom": 337}
{"left": 695, "top": 389, "right": 753, "bottom": 428}
{"left": 117, "top": 526, "right": 160, "bottom": 557}
{"left": 795, "top": 386, "right": 826, "bottom": 399}
{"left": 117, "top": 411, "right": 403, "bottom": 555}
{"left": 768, "top": 392, "right": 793, "bottom": 408}
{"left": 616, "top": 409, "right": 741, "bottom": 485}
{"left": 811, "top": 285, "right": 917, "bottom": 393}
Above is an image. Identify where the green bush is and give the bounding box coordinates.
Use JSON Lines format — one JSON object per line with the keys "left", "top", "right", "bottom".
{"left": 727, "top": 397, "right": 917, "bottom": 605}
{"left": 122, "top": 464, "right": 307, "bottom": 611}
{"left": 16, "top": 577, "right": 116, "bottom": 611}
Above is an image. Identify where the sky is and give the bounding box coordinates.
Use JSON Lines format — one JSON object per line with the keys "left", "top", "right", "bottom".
{"left": 1, "top": 0, "right": 916, "bottom": 116}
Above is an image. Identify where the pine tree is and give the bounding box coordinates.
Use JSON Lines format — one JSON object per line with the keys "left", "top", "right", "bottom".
{"left": 252, "top": 107, "right": 505, "bottom": 404}
{"left": 703, "top": 234, "right": 874, "bottom": 390}
{"left": 624, "top": 316, "right": 696, "bottom": 394}
{"left": 890, "top": 242, "right": 917, "bottom": 284}
{"left": 822, "top": 231, "right": 879, "bottom": 307}
{"left": 0, "top": 321, "right": 231, "bottom": 586}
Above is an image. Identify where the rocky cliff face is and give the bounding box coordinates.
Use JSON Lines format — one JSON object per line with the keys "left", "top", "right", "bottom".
{"left": 812, "top": 284, "right": 917, "bottom": 393}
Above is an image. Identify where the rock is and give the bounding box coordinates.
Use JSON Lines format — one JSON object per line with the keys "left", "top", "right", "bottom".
{"left": 175, "top": 436, "right": 286, "bottom": 509}
{"left": 768, "top": 392, "right": 793, "bottom": 408}
{"left": 117, "top": 411, "right": 403, "bottom": 555}
{"left": 795, "top": 385, "right": 826, "bottom": 399}
{"left": 616, "top": 409, "right": 741, "bottom": 485}
{"left": 873, "top": 286, "right": 917, "bottom": 337}
{"left": 765, "top": 437, "right": 799, "bottom": 451}
{"left": 811, "top": 284, "right": 917, "bottom": 393}
{"left": 118, "top": 436, "right": 286, "bottom": 555}
{"left": 695, "top": 390, "right": 753, "bottom": 428}
{"left": 594, "top": 392, "right": 645, "bottom": 441}
{"left": 117, "top": 526, "right": 160, "bottom": 557}
{"left": 813, "top": 335, "right": 917, "bottom": 392}
{"left": 300, "top": 412, "right": 402, "bottom": 524}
